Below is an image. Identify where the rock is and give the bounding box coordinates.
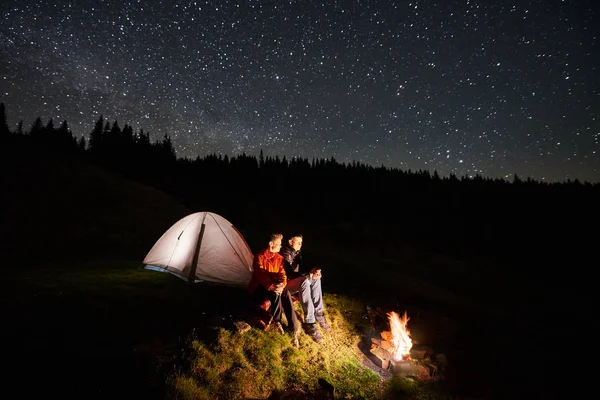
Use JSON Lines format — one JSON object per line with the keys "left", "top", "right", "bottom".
{"left": 275, "top": 385, "right": 308, "bottom": 399}
{"left": 433, "top": 353, "right": 448, "bottom": 370}
{"left": 422, "top": 359, "right": 438, "bottom": 376}
{"left": 317, "top": 378, "right": 335, "bottom": 399}
{"left": 369, "top": 347, "right": 392, "bottom": 369}
{"left": 391, "top": 360, "right": 430, "bottom": 379}
{"left": 233, "top": 321, "right": 251, "bottom": 334}
{"left": 410, "top": 344, "right": 433, "bottom": 360}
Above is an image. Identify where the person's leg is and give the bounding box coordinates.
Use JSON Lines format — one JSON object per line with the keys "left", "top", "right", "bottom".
{"left": 311, "top": 278, "right": 330, "bottom": 331}
{"left": 281, "top": 289, "right": 300, "bottom": 333}
{"left": 286, "top": 276, "right": 303, "bottom": 296}
{"left": 299, "top": 276, "right": 315, "bottom": 323}
{"left": 270, "top": 293, "right": 283, "bottom": 322}
{"left": 296, "top": 278, "right": 323, "bottom": 343}
{"left": 310, "top": 277, "right": 324, "bottom": 314}
{"left": 251, "top": 286, "right": 282, "bottom": 322}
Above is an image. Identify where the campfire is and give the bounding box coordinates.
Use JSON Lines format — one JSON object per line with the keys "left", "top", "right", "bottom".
{"left": 387, "top": 311, "right": 412, "bottom": 361}
{"left": 367, "top": 309, "right": 445, "bottom": 380}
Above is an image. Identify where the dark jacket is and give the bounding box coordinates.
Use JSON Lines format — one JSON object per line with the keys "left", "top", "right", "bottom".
{"left": 280, "top": 244, "right": 306, "bottom": 280}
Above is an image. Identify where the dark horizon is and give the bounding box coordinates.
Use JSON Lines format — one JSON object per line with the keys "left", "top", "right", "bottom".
{"left": 2, "top": 102, "right": 599, "bottom": 185}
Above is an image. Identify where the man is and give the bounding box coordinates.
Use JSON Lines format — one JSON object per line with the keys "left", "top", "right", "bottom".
{"left": 280, "top": 234, "right": 330, "bottom": 344}
{"left": 248, "top": 233, "right": 300, "bottom": 345}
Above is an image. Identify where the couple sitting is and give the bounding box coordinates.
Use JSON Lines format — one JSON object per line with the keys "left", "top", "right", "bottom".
{"left": 247, "top": 233, "right": 330, "bottom": 344}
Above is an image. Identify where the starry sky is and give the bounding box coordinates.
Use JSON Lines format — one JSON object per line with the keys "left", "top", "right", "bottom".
{"left": 1, "top": 0, "right": 599, "bottom": 183}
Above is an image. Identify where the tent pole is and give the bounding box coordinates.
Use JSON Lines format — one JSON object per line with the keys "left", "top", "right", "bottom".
{"left": 189, "top": 222, "right": 206, "bottom": 284}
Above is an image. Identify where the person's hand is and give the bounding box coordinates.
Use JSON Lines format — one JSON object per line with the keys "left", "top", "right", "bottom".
{"left": 268, "top": 282, "right": 285, "bottom": 295}
{"left": 309, "top": 268, "right": 322, "bottom": 279}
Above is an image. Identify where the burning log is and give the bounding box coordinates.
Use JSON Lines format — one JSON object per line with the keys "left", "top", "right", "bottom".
{"left": 372, "top": 336, "right": 394, "bottom": 351}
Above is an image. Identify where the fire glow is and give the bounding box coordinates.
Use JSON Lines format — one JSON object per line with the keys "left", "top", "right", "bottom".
{"left": 387, "top": 311, "right": 413, "bottom": 361}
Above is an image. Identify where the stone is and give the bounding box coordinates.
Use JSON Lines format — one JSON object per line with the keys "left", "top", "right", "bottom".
{"left": 369, "top": 347, "right": 392, "bottom": 370}
{"left": 433, "top": 353, "right": 448, "bottom": 370}
{"left": 316, "top": 378, "right": 335, "bottom": 399}
{"left": 410, "top": 343, "right": 433, "bottom": 360}
{"left": 391, "top": 359, "right": 430, "bottom": 379}
{"left": 410, "top": 349, "right": 427, "bottom": 360}
{"left": 233, "top": 320, "right": 251, "bottom": 334}
{"left": 422, "top": 359, "right": 438, "bottom": 376}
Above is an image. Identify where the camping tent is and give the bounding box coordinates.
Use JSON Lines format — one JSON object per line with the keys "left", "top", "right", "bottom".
{"left": 143, "top": 211, "right": 254, "bottom": 286}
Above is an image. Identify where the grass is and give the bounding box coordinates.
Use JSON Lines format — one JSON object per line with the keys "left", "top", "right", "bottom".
{"left": 3, "top": 237, "right": 538, "bottom": 400}
{"left": 166, "top": 293, "right": 449, "bottom": 400}
{"left": 4, "top": 255, "right": 558, "bottom": 400}
{"left": 3, "top": 260, "right": 248, "bottom": 398}
{"left": 3, "top": 260, "right": 452, "bottom": 399}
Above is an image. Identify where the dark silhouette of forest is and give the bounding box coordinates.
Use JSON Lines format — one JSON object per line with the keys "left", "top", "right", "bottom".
{"left": 2, "top": 102, "right": 598, "bottom": 282}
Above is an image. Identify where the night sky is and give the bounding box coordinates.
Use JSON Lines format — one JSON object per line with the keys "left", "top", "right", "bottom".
{"left": 1, "top": 0, "right": 598, "bottom": 183}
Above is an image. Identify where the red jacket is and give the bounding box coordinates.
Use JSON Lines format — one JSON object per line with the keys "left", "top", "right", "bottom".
{"left": 248, "top": 248, "right": 287, "bottom": 294}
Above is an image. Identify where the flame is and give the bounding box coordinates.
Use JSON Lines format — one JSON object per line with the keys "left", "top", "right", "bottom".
{"left": 387, "top": 311, "right": 413, "bottom": 360}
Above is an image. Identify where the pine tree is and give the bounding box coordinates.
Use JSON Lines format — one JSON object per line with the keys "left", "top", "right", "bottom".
{"left": 160, "top": 134, "right": 176, "bottom": 161}
{"left": 89, "top": 115, "right": 104, "bottom": 153}
{"left": 77, "top": 135, "right": 86, "bottom": 152}
{"left": 30, "top": 117, "right": 44, "bottom": 137}
{"left": 57, "top": 120, "right": 75, "bottom": 150}
{"left": 0, "top": 102, "right": 10, "bottom": 139}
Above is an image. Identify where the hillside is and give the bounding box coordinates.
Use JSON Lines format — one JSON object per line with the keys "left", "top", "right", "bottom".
{"left": 2, "top": 150, "right": 192, "bottom": 263}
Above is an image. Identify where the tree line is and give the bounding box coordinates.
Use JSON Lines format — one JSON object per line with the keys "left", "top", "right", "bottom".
{"left": 2, "top": 102, "right": 598, "bottom": 270}
{"left": 3, "top": 102, "right": 596, "bottom": 188}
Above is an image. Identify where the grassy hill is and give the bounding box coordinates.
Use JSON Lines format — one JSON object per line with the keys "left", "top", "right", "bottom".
{"left": 2, "top": 152, "right": 198, "bottom": 397}
{"left": 2, "top": 151, "right": 192, "bottom": 262}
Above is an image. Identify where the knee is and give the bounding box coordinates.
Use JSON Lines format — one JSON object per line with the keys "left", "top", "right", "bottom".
{"left": 300, "top": 277, "right": 311, "bottom": 290}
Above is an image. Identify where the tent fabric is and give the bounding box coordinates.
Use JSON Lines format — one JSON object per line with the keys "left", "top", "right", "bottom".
{"left": 143, "top": 212, "right": 254, "bottom": 286}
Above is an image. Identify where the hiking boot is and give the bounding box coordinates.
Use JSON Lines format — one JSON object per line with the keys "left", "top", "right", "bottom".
{"left": 315, "top": 312, "right": 330, "bottom": 332}
{"left": 271, "top": 321, "right": 285, "bottom": 335}
{"left": 304, "top": 323, "right": 323, "bottom": 344}
{"left": 290, "top": 330, "right": 300, "bottom": 348}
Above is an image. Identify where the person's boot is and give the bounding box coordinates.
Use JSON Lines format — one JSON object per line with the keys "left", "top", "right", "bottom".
{"left": 303, "top": 323, "right": 323, "bottom": 344}
{"left": 290, "top": 330, "right": 300, "bottom": 348}
{"left": 315, "top": 312, "right": 330, "bottom": 332}
{"left": 271, "top": 321, "right": 285, "bottom": 335}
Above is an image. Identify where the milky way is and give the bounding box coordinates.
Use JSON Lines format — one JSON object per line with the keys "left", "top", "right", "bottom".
{"left": 1, "top": 0, "right": 598, "bottom": 183}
